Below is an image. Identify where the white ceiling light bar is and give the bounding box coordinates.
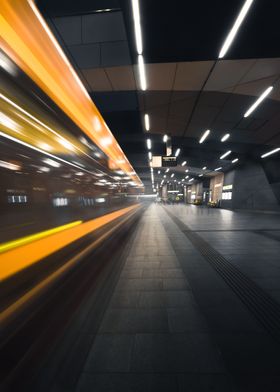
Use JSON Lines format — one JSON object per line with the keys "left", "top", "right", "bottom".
{"left": 138, "top": 55, "right": 147, "bottom": 91}
{"left": 189, "top": 178, "right": 194, "bottom": 182}
{"left": 215, "top": 167, "right": 222, "bottom": 171}
{"left": 131, "top": 0, "right": 143, "bottom": 55}
{"left": 202, "top": 166, "right": 207, "bottom": 170}
{"left": 165, "top": 168, "right": 169, "bottom": 173}
{"left": 148, "top": 151, "right": 152, "bottom": 160}
{"left": 244, "top": 86, "right": 274, "bottom": 118}
{"left": 171, "top": 173, "right": 174, "bottom": 178}
{"left": 199, "top": 129, "right": 210, "bottom": 144}
{"left": 220, "top": 150, "right": 231, "bottom": 160}
{"left": 175, "top": 148, "right": 181, "bottom": 157}
{"left": 199, "top": 174, "right": 203, "bottom": 177}
{"left": 163, "top": 134, "right": 168, "bottom": 142}
{"left": 147, "top": 138, "right": 151, "bottom": 150}
{"left": 261, "top": 147, "right": 280, "bottom": 159}
{"left": 181, "top": 161, "right": 187, "bottom": 166}
{"left": 218, "top": 0, "right": 255, "bottom": 59}
{"left": 144, "top": 114, "right": 150, "bottom": 131}
{"left": 232, "top": 158, "right": 239, "bottom": 163}
{"left": 221, "top": 133, "right": 230, "bottom": 142}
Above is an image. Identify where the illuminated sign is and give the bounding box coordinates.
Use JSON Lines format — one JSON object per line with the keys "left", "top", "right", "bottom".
{"left": 151, "top": 156, "right": 177, "bottom": 167}
{"left": 223, "top": 184, "right": 233, "bottom": 190}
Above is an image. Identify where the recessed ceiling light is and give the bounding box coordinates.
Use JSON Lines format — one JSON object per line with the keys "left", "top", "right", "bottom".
{"left": 199, "top": 129, "right": 210, "bottom": 144}
{"left": 148, "top": 151, "right": 152, "bottom": 160}
{"left": 144, "top": 114, "right": 150, "bottom": 131}
{"left": 147, "top": 138, "right": 151, "bottom": 150}
{"left": 185, "top": 169, "right": 189, "bottom": 173}
{"left": 131, "top": 0, "right": 143, "bottom": 55}
{"left": 175, "top": 148, "right": 180, "bottom": 157}
{"left": 220, "top": 150, "right": 231, "bottom": 160}
{"left": 219, "top": 0, "right": 255, "bottom": 59}
{"left": 189, "top": 178, "right": 194, "bottom": 182}
{"left": 171, "top": 173, "right": 174, "bottom": 178}
{"left": 221, "top": 133, "right": 230, "bottom": 142}
{"left": 199, "top": 174, "right": 203, "bottom": 177}
{"left": 261, "top": 148, "right": 280, "bottom": 159}
{"left": 214, "top": 167, "right": 222, "bottom": 171}
{"left": 158, "top": 170, "right": 161, "bottom": 174}
{"left": 185, "top": 175, "right": 189, "bottom": 179}
{"left": 165, "top": 168, "right": 169, "bottom": 173}
{"left": 138, "top": 55, "right": 147, "bottom": 91}
{"left": 163, "top": 134, "right": 168, "bottom": 142}
{"left": 244, "top": 86, "right": 273, "bottom": 117}
{"left": 202, "top": 166, "right": 207, "bottom": 170}
{"left": 181, "top": 161, "right": 187, "bottom": 166}
{"left": 232, "top": 158, "right": 239, "bottom": 163}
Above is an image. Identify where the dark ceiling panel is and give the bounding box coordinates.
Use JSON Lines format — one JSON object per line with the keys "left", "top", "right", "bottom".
{"left": 52, "top": 16, "right": 82, "bottom": 45}
{"left": 37, "top": 0, "right": 121, "bottom": 16}
{"left": 82, "top": 12, "right": 126, "bottom": 43}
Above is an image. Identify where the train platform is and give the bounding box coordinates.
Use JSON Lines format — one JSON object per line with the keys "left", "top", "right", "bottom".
{"left": 26, "top": 204, "right": 280, "bottom": 392}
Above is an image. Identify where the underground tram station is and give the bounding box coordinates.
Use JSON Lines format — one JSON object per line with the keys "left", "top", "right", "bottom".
{"left": 1, "top": 1, "right": 280, "bottom": 391}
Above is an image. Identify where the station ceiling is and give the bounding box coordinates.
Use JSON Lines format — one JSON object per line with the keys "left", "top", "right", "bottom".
{"left": 37, "top": 0, "right": 280, "bottom": 191}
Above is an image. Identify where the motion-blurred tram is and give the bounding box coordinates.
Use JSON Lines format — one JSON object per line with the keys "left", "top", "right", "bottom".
{"left": 0, "top": 3, "right": 142, "bottom": 246}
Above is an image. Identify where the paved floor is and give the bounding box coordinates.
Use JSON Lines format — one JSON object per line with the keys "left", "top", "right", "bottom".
{"left": 75, "top": 204, "right": 280, "bottom": 392}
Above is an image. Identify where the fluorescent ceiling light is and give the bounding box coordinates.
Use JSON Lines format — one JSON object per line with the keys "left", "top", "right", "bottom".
{"left": 244, "top": 86, "right": 273, "bottom": 117}
{"left": 158, "top": 170, "right": 161, "bottom": 174}
{"left": 202, "top": 166, "right": 207, "bottom": 170}
{"left": 144, "top": 114, "right": 150, "bottom": 131}
{"left": 148, "top": 151, "right": 152, "bottom": 160}
{"left": 138, "top": 55, "right": 147, "bottom": 91}
{"left": 199, "top": 174, "right": 203, "bottom": 177}
{"left": 199, "top": 129, "right": 210, "bottom": 144}
{"left": 220, "top": 150, "right": 231, "bottom": 159}
{"left": 171, "top": 173, "right": 174, "bottom": 178}
{"left": 185, "top": 169, "right": 189, "bottom": 173}
{"left": 181, "top": 161, "right": 187, "bottom": 166}
{"left": 131, "top": 0, "right": 143, "bottom": 55}
{"left": 165, "top": 168, "right": 169, "bottom": 173}
{"left": 221, "top": 133, "right": 230, "bottom": 142}
{"left": 261, "top": 148, "right": 280, "bottom": 159}
{"left": 164, "top": 175, "right": 166, "bottom": 178}
{"left": 175, "top": 148, "right": 180, "bottom": 157}
{"left": 163, "top": 134, "right": 168, "bottom": 142}
{"left": 189, "top": 178, "right": 194, "bottom": 182}
{"left": 215, "top": 167, "right": 222, "bottom": 171}
{"left": 219, "top": 0, "right": 255, "bottom": 58}
{"left": 232, "top": 158, "right": 239, "bottom": 163}
{"left": 185, "top": 175, "right": 189, "bottom": 179}
{"left": 147, "top": 138, "right": 151, "bottom": 150}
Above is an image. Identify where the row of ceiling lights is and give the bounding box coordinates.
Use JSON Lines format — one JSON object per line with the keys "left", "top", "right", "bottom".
{"left": 131, "top": 0, "right": 279, "bottom": 188}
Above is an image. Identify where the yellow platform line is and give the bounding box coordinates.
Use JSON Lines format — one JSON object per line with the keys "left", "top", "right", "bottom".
{"left": 0, "top": 204, "right": 139, "bottom": 281}
{"left": 0, "top": 220, "right": 82, "bottom": 254}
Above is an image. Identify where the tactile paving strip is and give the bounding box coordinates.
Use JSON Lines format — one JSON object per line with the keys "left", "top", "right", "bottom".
{"left": 164, "top": 207, "right": 280, "bottom": 343}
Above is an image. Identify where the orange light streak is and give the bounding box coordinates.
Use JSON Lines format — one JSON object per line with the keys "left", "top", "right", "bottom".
{"left": 0, "top": 0, "right": 142, "bottom": 186}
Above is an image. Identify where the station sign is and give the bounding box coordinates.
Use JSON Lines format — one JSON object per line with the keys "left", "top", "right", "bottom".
{"left": 151, "top": 156, "right": 177, "bottom": 168}
{"left": 162, "top": 156, "right": 177, "bottom": 167}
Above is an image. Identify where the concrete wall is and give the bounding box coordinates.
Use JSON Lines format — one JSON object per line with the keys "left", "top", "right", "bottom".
{"left": 221, "top": 161, "right": 280, "bottom": 211}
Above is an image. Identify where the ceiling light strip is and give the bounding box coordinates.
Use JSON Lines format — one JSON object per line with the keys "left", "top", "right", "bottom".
{"left": 219, "top": 0, "right": 255, "bottom": 58}
{"left": 244, "top": 86, "right": 274, "bottom": 118}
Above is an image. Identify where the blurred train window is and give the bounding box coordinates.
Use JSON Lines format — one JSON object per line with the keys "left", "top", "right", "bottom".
{"left": 7, "top": 195, "right": 28, "bottom": 203}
